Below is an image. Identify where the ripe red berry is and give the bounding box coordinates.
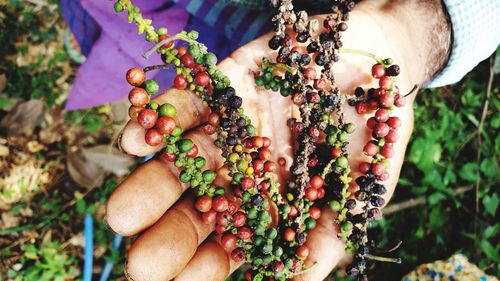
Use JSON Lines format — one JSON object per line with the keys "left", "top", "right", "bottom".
{"left": 363, "top": 142, "right": 379, "bottom": 156}
{"left": 375, "top": 108, "right": 390, "bottom": 123}
{"left": 272, "top": 261, "right": 285, "bottom": 273}
{"left": 227, "top": 200, "right": 238, "bottom": 214}
{"left": 305, "top": 187, "right": 318, "bottom": 201}
{"left": 394, "top": 94, "right": 406, "bottom": 107}
{"left": 203, "top": 124, "right": 216, "bottom": 135}
{"left": 379, "top": 93, "right": 395, "bottom": 108}
{"left": 296, "top": 245, "right": 309, "bottom": 258}
{"left": 313, "top": 78, "right": 326, "bottom": 90}
{"left": 237, "top": 226, "right": 253, "bottom": 241}
{"left": 304, "top": 67, "right": 317, "bottom": 80}
{"left": 252, "top": 160, "right": 264, "bottom": 173}
{"left": 368, "top": 100, "right": 379, "bottom": 110}
{"left": 195, "top": 195, "right": 212, "bottom": 212}
{"left": 378, "top": 171, "right": 390, "bottom": 181}
{"left": 126, "top": 67, "right": 146, "bottom": 86}
{"left": 145, "top": 129, "right": 163, "bottom": 146}
{"left": 233, "top": 211, "right": 247, "bottom": 228}
{"left": 186, "top": 144, "right": 198, "bottom": 158}
{"left": 317, "top": 188, "right": 325, "bottom": 199}
{"left": 388, "top": 116, "right": 402, "bottom": 128}
{"left": 156, "top": 116, "right": 176, "bottom": 134}
{"left": 128, "top": 106, "right": 143, "bottom": 122}
{"left": 252, "top": 137, "right": 264, "bottom": 148}
{"left": 289, "top": 205, "right": 298, "bottom": 218}
{"left": 128, "top": 88, "right": 149, "bottom": 107}
{"left": 374, "top": 88, "right": 385, "bottom": 97}
{"left": 259, "top": 148, "right": 272, "bottom": 161}
{"left": 366, "top": 117, "right": 377, "bottom": 129}
{"left": 331, "top": 147, "right": 342, "bottom": 159}
{"left": 137, "top": 108, "right": 158, "bottom": 129}
{"left": 158, "top": 34, "right": 174, "bottom": 49}
{"left": 181, "top": 54, "right": 195, "bottom": 68}
{"left": 379, "top": 76, "right": 393, "bottom": 89}
{"left": 195, "top": 72, "right": 210, "bottom": 87}
{"left": 192, "top": 65, "right": 206, "bottom": 75}
{"left": 371, "top": 64, "right": 386, "bottom": 79}
{"left": 264, "top": 161, "right": 277, "bottom": 172}
{"left": 356, "top": 102, "right": 368, "bottom": 114}
{"left": 221, "top": 234, "right": 237, "bottom": 250}
{"left": 374, "top": 122, "right": 390, "bottom": 137}
{"left": 309, "top": 175, "right": 324, "bottom": 189}
{"left": 386, "top": 129, "right": 400, "bottom": 143}
{"left": 359, "top": 162, "right": 371, "bottom": 174}
{"left": 216, "top": 211, "right": 231, "bottom": 226}
{"left": 258, "top": 180, "right": 270, "bottom": 192}
{"left": 371, "top": 162, "right": 385, "bottom": 176}
{"left": 262, "top": 137, "right": 271, "bottom": 148}
{"left": 177, "top": 46, "right": 187, "bottom": 56}
{"left": 174, "top": 74, "right": 188, "bottom": 90}
{"left": 241, "top": 177, "right": 254, "bottom": 190}
{"left": 284, "top": 228, "right": 296, "bottom": 241}
{"left": 381, "top": 144, "right": 394, "bottom": 158}
{"left": 202, "top": 209, "right": 217, "bottom": 224}
{"left": 231, "top": 248, "right": 246, "bottom": 262}
{"left": 212, "top": 196, "right": 229, "bottom": 212}
{"left": 309, "top": 206, "right": 321, "bottom": 220}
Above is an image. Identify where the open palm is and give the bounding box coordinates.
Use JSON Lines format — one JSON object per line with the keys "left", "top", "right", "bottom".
{"left": 106, "top": 10, "right": 416, "bottom": 281}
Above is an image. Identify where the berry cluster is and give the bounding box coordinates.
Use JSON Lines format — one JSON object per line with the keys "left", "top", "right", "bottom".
{"left": 116, "top": 0, "right": 405, "bottom": 280}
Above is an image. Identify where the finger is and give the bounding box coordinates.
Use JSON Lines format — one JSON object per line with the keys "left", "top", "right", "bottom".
{"left": 125, "top": 171, "right": 232, "bottom": 281}
{"left": 106, "top": 130, "right": 222, "bottom": 236}
{"left": 120, "top": 88, "right": 210, "bottom": 156}
{"left": 173, "top": 237, "right": 243, "bottom": 281}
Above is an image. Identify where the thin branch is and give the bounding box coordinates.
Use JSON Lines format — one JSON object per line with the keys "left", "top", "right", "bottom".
{"left": 143, "top": 64, "right": 170, "bottom": 72}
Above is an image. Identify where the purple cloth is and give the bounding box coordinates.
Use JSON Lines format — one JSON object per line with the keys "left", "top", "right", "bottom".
{"left": 61, "top": 0, "right": 189, "bottom": 110}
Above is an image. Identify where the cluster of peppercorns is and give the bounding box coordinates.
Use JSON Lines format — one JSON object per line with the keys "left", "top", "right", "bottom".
{"left": 116, "top": 0, "right": 405, "bottom": 279}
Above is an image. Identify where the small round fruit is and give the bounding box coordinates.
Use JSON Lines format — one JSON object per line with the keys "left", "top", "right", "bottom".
{"left": 158, "top": 34, "right": 174, "bottom": 49}
{"left": 144, "top": 79, "right": 159, "bottom": 94}
{"left": 296, "top": 245, "right": 309, "bottom": 258}
{"left": 284, "top": 228, "right": 296, "bottom": 242}
{"left": 195, "top": 195, "right": 212, "bottom": 212}
{"left": 128, "top": 88, "right": 149, "bottom": 107}
{"left": 221, "top": 234, "right": 237, "bottom": 250}
{"left": 174, "top": 74, "right": 188, "bottom": 90}
{"left": 202, "top": 209, "right": 217, "bottom": 224}
{"left": 371, "top": 64, "right": 386, "bottom": 79}
{"left": 195, "top": 72, "right": 210, "bottom": 87}
{"left": 126, "top": 67, "right": 145, "bottom": 86}
{"left": 158, "top": 103, "right": 177, "bottom": 117}
{"left": 156, "top": 116, "right": 176, "bottom": 134}
{"left": 305, "top": 187, "right": 318, "bottom": 201}
{"left": 309, "top": 206, "right": 321, "bottom": 220}
{"left": 363, "top": 142, "right": 379, "bottom": 156}
{"left": 212, "top": 196, "right": 229, "bottom": 212}
{"left": 137, "top": 108, "right": 158, "bottom": 129}
{"left": 309, "top": 175, "right": 324, "bottom": 189}
{"left": 128, "top": 105, "right": 143, "bottom": 122}
{"left": 145, "top": 129, "right": 163, "bottom": 146}
{"left": 181, "top": 54, "right": 195, "bottom": 68}
{"left": 233, "top": 211, "right": 247, "bottom": 228}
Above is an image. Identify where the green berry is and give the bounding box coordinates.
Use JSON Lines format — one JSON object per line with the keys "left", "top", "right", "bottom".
{"left": 202, "top": 170, "right": 216, "bottom": 183}
{"left": 266, "top": 228, "right": 278, "bottom": 240}
{"left": 144, "top": 79, "right": 159, "bottom": 94}
{"left": 341, "top": 221, "right": 353, "bottom": 232}
{"left": 156, "top": 27, "right": 168, "bottom": 36}
{"left": 177, "top": 139, "right": 193, "bottom": 153}
{"left": 187, "top": 30, "right": 199, "bottom": 39}
{"left": 158, "top": 103, "right": 177, "bottom": 117}
{"left": 179, "top": 171, "right": 191, "bottom": 183}
{"left": 329, "top": 200, "right": 341, "bottom": 211}
{"left": 262, "top": 244, "right": 273, "bottom": 255}
{"left": 255, "top": 76, "right": 264, "bottom": 86}
{"left": 194, "top": 157, "right": 206, "bottom": 169}
{"left": 114, "top": 2, "right": 124, "bottom": 12}
{"left": 204, "top": 52, "right": 218, "bottom": 66}
{"left": 305, "top": 217, "right": 316, "bottom": 230}
{"left": 344, "top": 123, "right": 356, "bottom": 134}
{"left": 171, "top": 127, "right": 182, "bottom": 137}
{"left": 336, "top": 156, "right": 348, "bottom": 168}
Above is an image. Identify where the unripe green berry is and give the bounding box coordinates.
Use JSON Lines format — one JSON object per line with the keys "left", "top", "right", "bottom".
{"left": 158, "top": 103, "right": 177, "bottom": 117}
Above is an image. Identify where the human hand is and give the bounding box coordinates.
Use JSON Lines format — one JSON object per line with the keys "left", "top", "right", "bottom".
{"left": 106, "top": 1, "right": 449, "bottom": 280}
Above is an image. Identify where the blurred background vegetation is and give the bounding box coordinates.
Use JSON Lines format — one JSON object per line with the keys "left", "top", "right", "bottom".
{"left": 0, "top": 1, "right": 498, "bottom": 281}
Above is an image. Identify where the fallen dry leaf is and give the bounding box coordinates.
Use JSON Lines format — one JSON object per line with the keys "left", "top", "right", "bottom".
{"left": 66, "top": 151, "right": 105, "bottom": 189}
{"left": 0, "top": 99, "right": 45, "bottom": 135}
{"left": 81, "top": 145, "right": 135, "bottom": 176}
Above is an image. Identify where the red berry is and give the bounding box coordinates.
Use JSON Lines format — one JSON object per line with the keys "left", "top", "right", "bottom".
{"left": 386, "top": 129, "right": 400, "bottom": 143}
{"left": 195, "top": 195, "right": 212, "bottom": 212}
{"left": 174, "top": 74, "right": 188, "bottom": 90}
{"left": 203, "top": 124, "right": 216, "bottom": 135}
{"left": 313, "top": 78, "right": 326, "bottom": 90}
{"left": 308, "top": 158, "right": 318, "bottom": 167}
{"left": 195, "top": 72, "right": 210, "bottom": 87}
{"left": 216, "top": 211, "right": 231, "bottom": 226}
{"left": 202, "top": 209, "right": 216, "bottom": 224}
{"left": 252, "top": 160, "right": 264, "bottom": 173}
{"left": 245, "top": 271, "right": 252, "bottom": 281}
{"left": 284, "top": 228, "right": 296, "bottom": 241}
{"left": 371, "top": 64, "right": 386, "bottom": 79}
{"left": 309, "top": 175, "right": 324, "bottom": 189}
{"left": 208, "top": 112, "right": 220, "bottom": 126}
{"left": 368, "top": 100, "right": 379, "bottom": 110}
{"left": 128, "top": 88, "right": 149, "bottom": 107}
{"left": 128, "top": 106, "right": 143, "bottom": 122}
{"left": 371, "top": 162, "right": 385, "bottom": 176}
{"left": 331, "top": 147, "right": 342, "bottom": 159}
{"left": 264, "top": 161, "right": 277, "bottom": 172}
{"left": 359, "top": 162, "right": 371, "bottom": 174}
{"left": 126, "top": 67, "right": 146, "bottom": 86}
{"left": 227, "top": 201, "right": 238, "bottom": 214}
{"left": 304, "top": 67, "right": 317, "bottom": 80}
{"left": 252, "top": 137, "right": 264, "bottom": 148}
{"left": 363, "top": 142, "right": 379, "bottom": 156}
{"left": 317, "top": 188, "right": 325, "bottom": 199}
{"left": 237, "top": 226, "right": 253, "bottom": 241}
{"left": 241, "top": 177, "right": 254, "bottom": 190}
{"left": 177, "top": 46, "right": 188, "bottom": 56}
{"left": 181, "top": 54, "right": 195, "bottom": 68}
{"left": 379, "top": 93, "right": 395, "bottom": 108}
{"left": 233, "top": 211, "right": 247, "bottom": 228}
{"left": 137, "top": 108, "right": 158, "bottom": 129}
{"left": 309, "top": 206, "right": 321, "bottom": 220}
{"left": 262, "top": 137, "right": 271, "bottom": 148}
{"left": 356, "top": 102, "right": 368, "bottom": 114}
{"left": 379, "top": 76, "right": 393, "bottom": 89}
{"left": 305, "top": 187, "right": 318, "bottom": 201}
{"left": 186, "top": 144, "right": 198, "bottom": 158}
{"left": 378, "top": 171, "right": 390, "bottom": 181}
{"left": 160, "top": 152, "right": 177, "bottom": 162}
{"left": 272, "top": 261, "right": 285, "bottom": 273}
{"left": 388, "top": 116, "right": 402, "bottom": 128}
{"left": 374, "top": 122, "right": 390, "bottom": 137}
{"left": 158, "top": 34, "right": 174, "bottom": 48}
{"left": 259, "top": 148, "right": 272, "bottom": 161}
{"left": 231, "top": 248, "right": 246, "bottom": 262}
{"left": 213, "top": 196, "right": 229, "bottom": 212}
{"left": 156, "top": 116, "right": 176, "bottom": 134}
{"left": 394, "top": 94, "right": 406, "bottom": 107}
{"left": 374, "top": 88, "right": 385, "bottom": 97}
{"left": 375, "top": 108, "right": 390, "bottom": 123}
{"left": 145, "top": 129, "right": 163, "bottom": 146}
{"left": 258, "top": 180, "right": 270, "bottom": 192}
{"left": 381, "top": 144, "right": 394, "bottom": 158}
{"left": 296, "top": 245, "right": 309, "bottom": 258}
{"left": 192, "top": 65, "right": 206, "bottom": 75}
{"left": 366, "top": 117, "right": 377, "bottom": 129}
{"left": 289, "top": 206, "right": 298, "bottom": 218}
{"left": 221, "top": 234, "right": 237, "bottom": 250}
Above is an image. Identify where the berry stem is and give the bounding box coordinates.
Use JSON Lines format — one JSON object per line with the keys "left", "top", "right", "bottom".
{"left": 365, "top": 254, "right": 402, "bottom": 264}
{"left": 143, "top": 65, "right": 171, "bottom": 72}
{"left": 339, "top": 48, "right": 385, "bottom": 65}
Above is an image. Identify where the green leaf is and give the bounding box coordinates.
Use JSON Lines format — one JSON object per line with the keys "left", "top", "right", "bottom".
{"left": 0, "top": 95, "right": 14, "bottom": 108}
{"left": 480, "top": 240, "right": 500, "bottom": 262}
{"left": 428, "top": 192, "right": 446, "bottom": 205}
{"left": 480, "top": 158, "right": 499, "bottom": 179}
{"left": 483, "top": 224, "right": 500, "bottom": 239}
{"left": 429, "top": 207, "right": 445, "bottom": 230}
{"left": 459, "top": 162, "right": 479, "bottom": 182}
{"left": 483, "top": 193, "right": 499, "bottom": 216}
{"left": 408, "top": 138, "right": 442, "bottom": 172}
